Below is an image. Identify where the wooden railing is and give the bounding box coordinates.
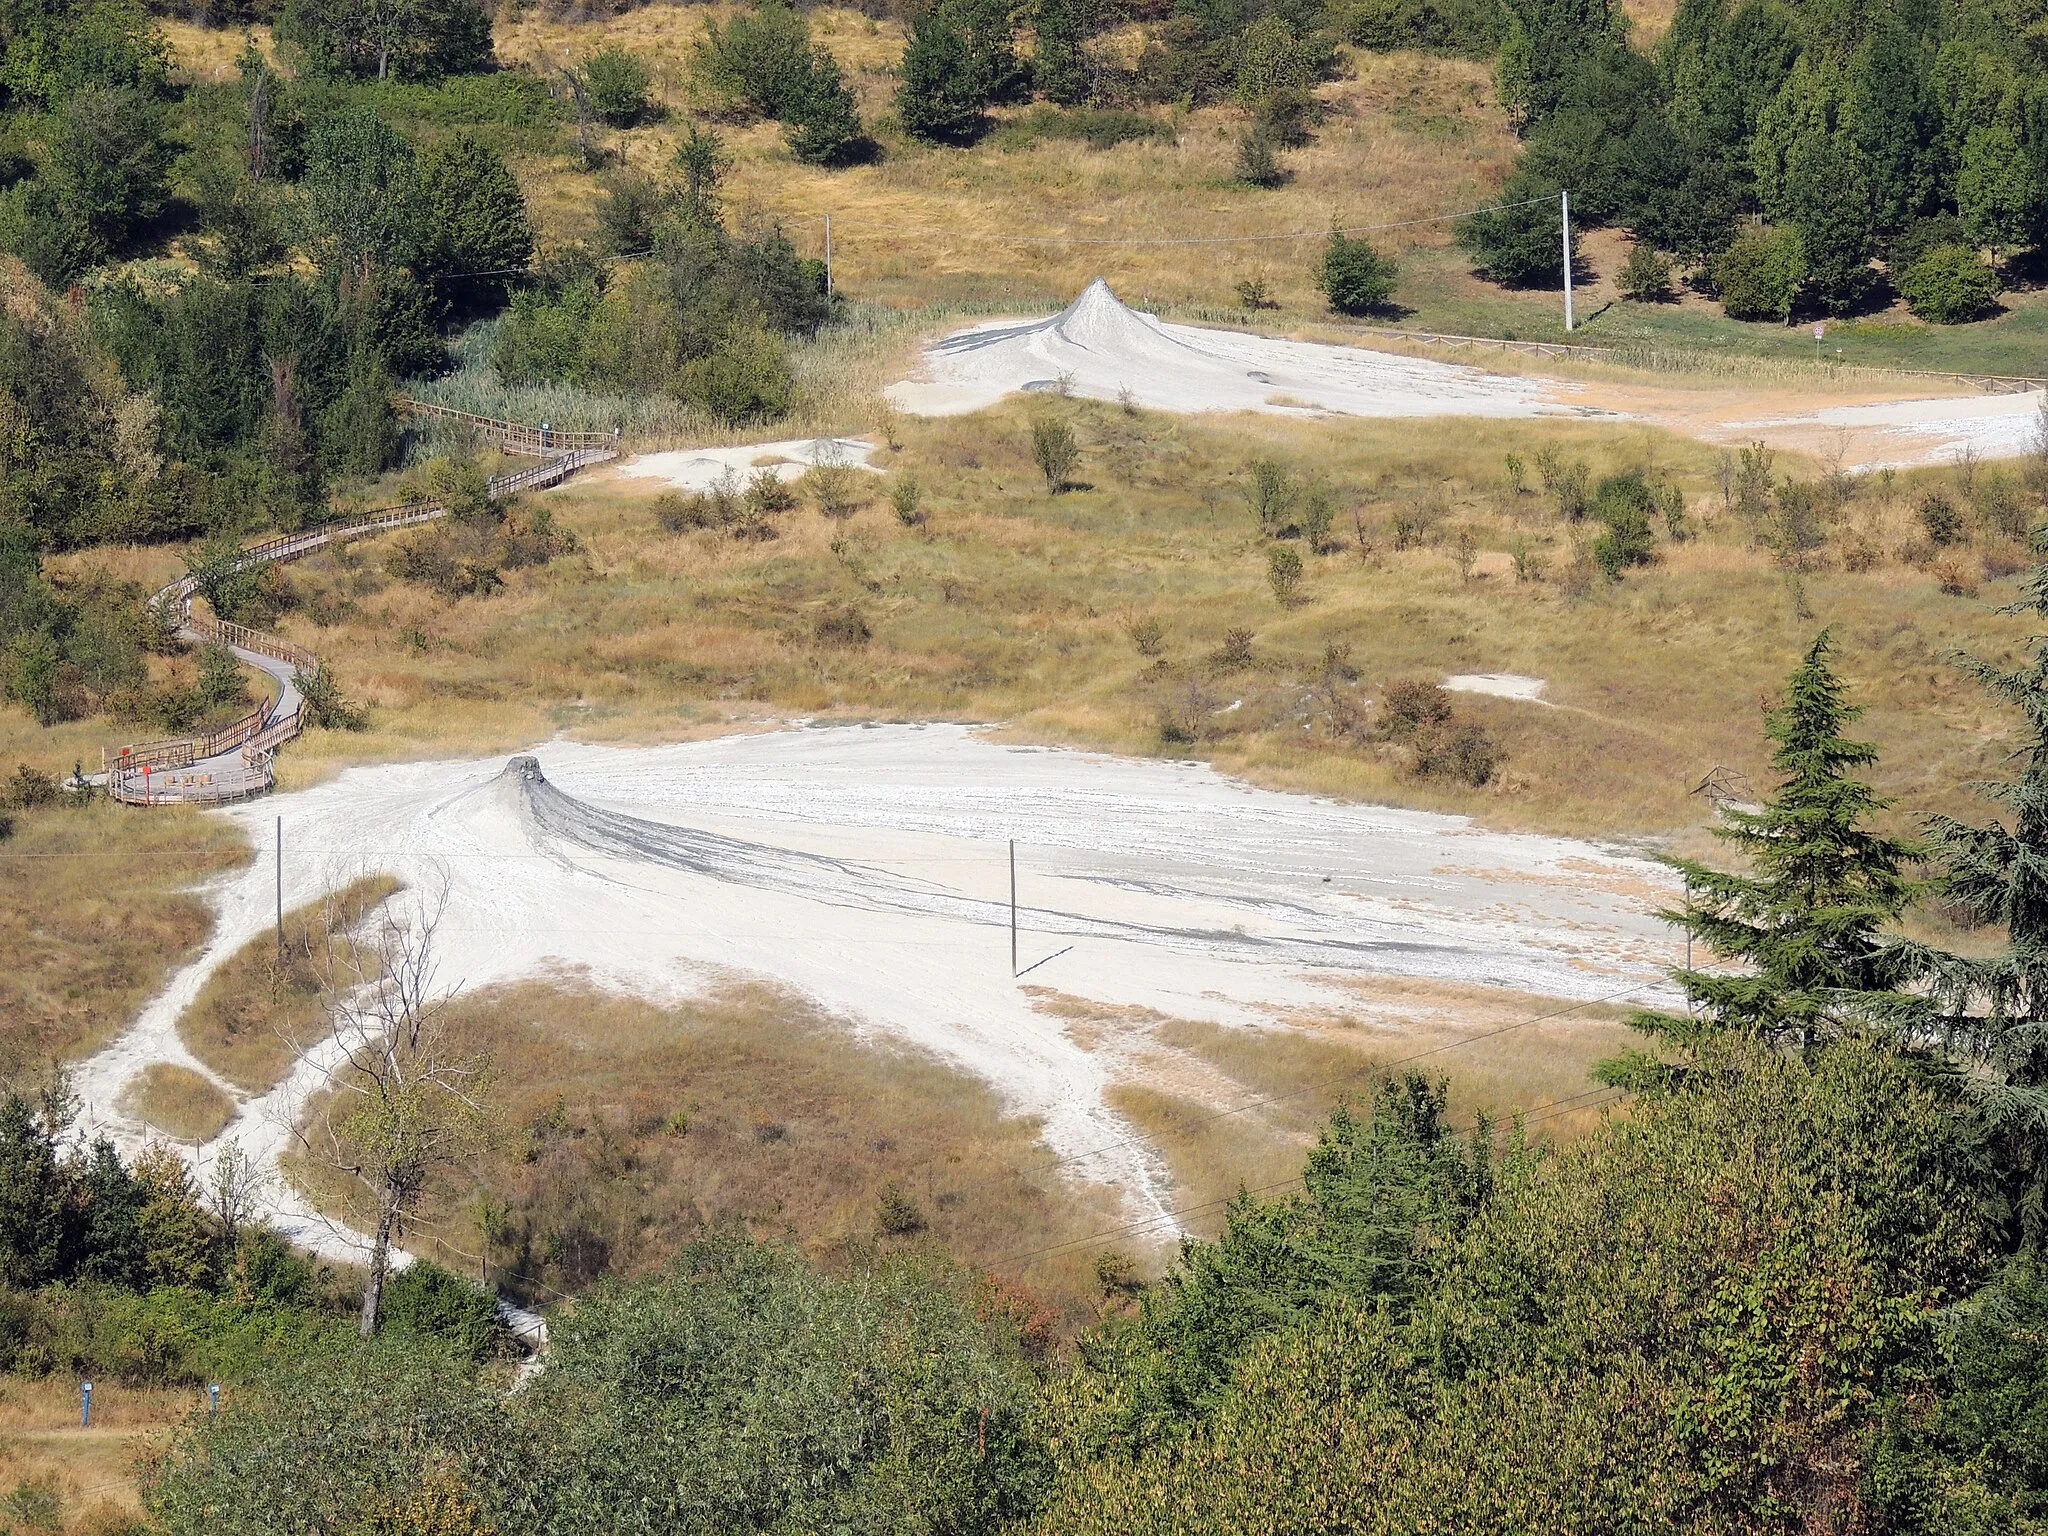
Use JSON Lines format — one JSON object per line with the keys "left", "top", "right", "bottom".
{"left": 106, "top": 409, "right": 620, "bottom": 804}
{"left": 397, "top": 398, "right": 622, "bottom": 456}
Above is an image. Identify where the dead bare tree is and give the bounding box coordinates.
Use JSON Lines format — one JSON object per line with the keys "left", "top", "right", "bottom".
{"left": 206, "top": 1139, "right": 268, "bottom": 1247}
{"left": 284, "top": 883, "right": 491, "bottom": 1337}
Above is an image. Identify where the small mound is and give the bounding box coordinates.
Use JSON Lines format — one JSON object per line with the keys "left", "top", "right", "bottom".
{"left": 887, "top": 279, "right": 1596, "bottom": 423}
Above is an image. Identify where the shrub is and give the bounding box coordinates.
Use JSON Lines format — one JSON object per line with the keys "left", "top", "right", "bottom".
{"left": 897, "top": 9, "right": 989, "bottom": 143}
{"left": 1380, "top": 679, "right": 1452, "bottom": 737}
{"left": 1413, "top": 719, "right": 1502, "bottom": 785}
{"left": 1617, "top": 241, "right": 1672, "bottom": 301}
{"left": 1900, "top": 244, "right": 2000, "bottom": 325}
{"left": 1216, "top": 627, "right": 1255, "bottom": 668}
{"left": 1127, "top": 616, "right": 1165, "bottom": 657}
{"left": 695, "top": 2, "right": 814, "bottom": 120}
{"left": 1714, "top": 224, "right": 1806, "bottom": 321}
{"left": 1454, "top": 171, "right": 1562, "bottom": 286}
{"left": 782, "top": 50, "right": 864, "bottom": 166}
{"left": 875, "top": 1182, "right": 927, "bottom": 1236}
{"left": 1920, "top": 492, "right": 1966, "bottom": 546}
{"left": 997, "top": 106, "right": 1174, "bottom": 151}
{"left": 1234, "top": 276, "right": 1276, "bottom": 309}
{"left": 890, "top": 476, "right": 925, "bottom": 527}
{"left": 1933, "top": 553, "right": 1982, "bottom": 597}
{"left": 379, "top": 1261, "right": 504, "bottom": 1362}
{"left": 677, "top": 326, "right": 794, "bottom": 425}
{"left": 293, "top": 663, "right": 366, "bottom": 730}
{"left": 1319, "top": 232, "right": 1399, "bottom": 315}
{"left": 1266, "top": 544, "right": 1304, "bottom": 603}
{"left": 1235, "top": 127, "right": 1285, "bottom": 187}
{"left": 195, "top": 643, "right": 248, "bottom": 714}
{"left": 583, "top": 45, "right": 652, "bottom": 126}
{"left": 1032, "top": 417, "right": 1078, "bottom": 494}
{"left": 815, "top": 604, "right": 871, "bottom": 645}
{"left": 802, "top": 460, "right": 866, "bottom": 519}
{"left": 5, "top": 762, "right": 60, "bottom": 810}
{"left": 1591, "top": 472, "right": 1658, "bottom": 578}
{"left": 1301, "top": 484, "right": 1336, "bottom": 551}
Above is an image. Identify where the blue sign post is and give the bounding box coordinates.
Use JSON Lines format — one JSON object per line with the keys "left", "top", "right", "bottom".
{"left": 209, "top": 1383, "right": 220, "bottom": 1419}
{"left": 81, "top": 1381, "right": 91, "bottom": 1427}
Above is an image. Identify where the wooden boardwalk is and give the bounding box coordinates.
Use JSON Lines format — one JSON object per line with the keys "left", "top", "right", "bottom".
{"left": 104, "top": 403, "right": 619, "bottom": 806}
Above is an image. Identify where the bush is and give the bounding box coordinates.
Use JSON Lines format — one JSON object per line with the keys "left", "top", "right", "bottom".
{"left": 1380, "top": 678, "right": 1452, "bottom": 737}
{"left": 1617, "top": 241, "right": 1672, "bottom": 301}
{"left": 995, "top": 107, "right": 1175, "bottom": 152}
{"left": 1266, "top": 543, "right": 1303, "bottom": 603}
{"left": 1234, "top": 127, "right": 1285, "bottom": 188}
{"left": 1900, "top": 244, "right": 2000, "bottom": 325}
{"left": 583, "top": 45, "right": 652, "bottom": 126}
{"left": 1319, "top": 231, "right": 1399, "bottom": 315}
{"left": 1920, "top": 492, "right": 1966, "bottom": 546}
{"left": 379, "top": 1261, "right": 504, "bottom": 1362}
{"left": 293, "top": 663, "right": 366, "bottom": 730}
{"left": 694, "top": 2, "right": 813, "bottom": 119}
{"left": 815, "top": 604, "right": 871, "bottom": 645}
{"left": 897, "top": 9, "right": 990, "bottom": 144}
{"left": 875, "top": 1182, "right": 927, "bottom": 1236}
{"left": 1714, "top": 224, "right": 1806, "bottom": 321}
{"left": 1455, "top": 172, "right": 1562, "bottom": 286}
{"left": 1032, "top": 417, "right": 1078, "bottom": 494}
{"left": 677, "top": 326, "right": 795, "bottom": 425}
{"left": 1412, "top": 719, "right": 1502, "bottom": 785}
{"left": 1591, "top": 472, "right": 1658, "bottom": 578}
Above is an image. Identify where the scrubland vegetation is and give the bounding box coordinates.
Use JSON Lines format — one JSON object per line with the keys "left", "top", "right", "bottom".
{"left": 14, "top": 0, "right": 2048, "bottom": 1529}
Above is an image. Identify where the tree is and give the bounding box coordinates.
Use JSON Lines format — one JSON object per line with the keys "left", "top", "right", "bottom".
{"left": 1590, "top": 471, "right": 1656, "bottom": 577}
{"left": 898, "top": 9, "right": 988, "bottom": 143}
{"left": 783, "top": 48, "right": 863, "bottom": 166}
{"left": 415, "top": 132, "right": 534, "bottom": 315}
{"left": 1608, "top": 634, "right": 1920, "bottom": 1074}
{"left": 196, "top": 641, "right": 247, "bottom": 712}
{"left": 1959, "top": 113, "right": 2038, "bottom": 263}
{"left": 583, "top": 44, "right": 651, "bottom": 126}
{"left": 0, "top": 1091, "right": 67, "bottom": 1288}
{"left": 1455, "top": 171, "right": 1562, "bottom": 287}
{"left": 277, "top": 0, "right": 493, "bottom": 81}
{"left": 1031, "top": 416, "right": 1077, "bottom": 494}
{"left": 43, "top": 85, "right": 174, "bottom": 262}
{"left": 1034, "top": 0, "right": 1086, "bottom": 105}
{"left": 1318, "top": 231, "right": 1399, "bottom": 314}
{"left": 285, "top": 888, "right": 490, "bottom": 1335}
{"left": 1914, "top": 552, "right": 2048, "bottom": 1244}
{"left": 1900, "top": 244, "right": 2000, "bottom": 324}
{"left": 300, "top": 107, "right": 421, "bottom": 276}
{"left": 1713, "top": 222, "right": 1805, "bottom": 321}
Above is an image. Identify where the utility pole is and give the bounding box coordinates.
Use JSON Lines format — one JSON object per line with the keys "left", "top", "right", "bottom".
{"left": 1562, "top": 190, "right": 1574, "bottom": 333}
{"left": 824, "top": 215, "right": 833, "bottom": 298}
{"left": 1009, "top": 840, "right": 1017, "bottom": 978}
{"left": 275, "top": 816, "right": 284, "bottom": 965}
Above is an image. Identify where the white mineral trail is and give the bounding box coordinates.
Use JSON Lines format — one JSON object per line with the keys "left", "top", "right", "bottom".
{"left": 73, "top": 723, "right": 1683, "bottom": 1265}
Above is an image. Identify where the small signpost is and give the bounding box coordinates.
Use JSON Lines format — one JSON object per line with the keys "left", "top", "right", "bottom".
{"left": 81, "top": 1381, "right": 91, "bottom": 1427}
{"left": 1813, "top": 321, "right": 1825, "bottom": 362}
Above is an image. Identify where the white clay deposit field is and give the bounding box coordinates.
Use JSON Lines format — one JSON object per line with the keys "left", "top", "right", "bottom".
{"left": 884, "top": 279, "right": 2046, "bottom": 469}
{"left": 73, "top": 724, "right": 1682, "bottom": 1260}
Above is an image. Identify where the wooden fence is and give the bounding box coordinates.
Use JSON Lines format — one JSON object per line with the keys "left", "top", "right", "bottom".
{"left": 106, "top": 412, "right": 620, "bottom": 805}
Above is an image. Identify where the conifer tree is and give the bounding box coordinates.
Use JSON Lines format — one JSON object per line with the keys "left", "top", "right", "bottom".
{"left": 1609, "top": 633, "right": 1920, "bottom": 1076}
{"left": 1919, "top": 555, "right": 2048, "bottom": 1241}
{"left": 1034, "top": 0, "right": 1086, "bottom": 106}
{"left": 897, "top": 9, "right": 988, "bottom": 143}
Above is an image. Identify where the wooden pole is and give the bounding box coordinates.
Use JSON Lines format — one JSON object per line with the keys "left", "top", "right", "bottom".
{"left": 824, "top": 214, "right": 833, "bottom": 298}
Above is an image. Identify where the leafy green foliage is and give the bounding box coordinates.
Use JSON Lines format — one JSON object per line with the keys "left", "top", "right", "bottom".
{"left": 1901, "top": 244, "right": 2001, "bottom": 325}
{"left": 414, "top": 131, "right": 534, "bottom": 316}
{"left": 1455, "top": 170, "right": 1563, "bottom": 286}
{"left": 1034, "top": 0, "right": 1087, "bottom": 104}
{"left": 275, "top": 0, "right": 494, "bottom": 83}
{"left": 1035, "top": 1042, "right": 2000, "bottom": 1533}
{"left": 1318, "top": 231, "right": 1399, "bottom": 314}
{"left": 695, "top": 3, "right": 866, "bottom": 164}
{"left": 1590, "top": 470, "right": 1657, "bottom": 578}
{"left": 378, "top": 1260, "right": 504, "bottom": 1361}
{"left": 1713, "top": 223, "right": 1806, "bottom": 321}
{"left": 582, "top": 44, "right": 652, "bottom": 127}
{"left": 898, "top": 7, "right": 993, "bottom": 144}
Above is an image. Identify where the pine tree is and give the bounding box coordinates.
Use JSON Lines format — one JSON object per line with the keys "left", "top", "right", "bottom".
{"left": 783, "top": 46, "right": 863, "bottom": 166}
{"left": 1608, "top": 633, "right": 1920, "bottom": 1076}
{"left": 0, "top": 1092, "right": 66, "bottom": 1288}
{"left": 1919, "top": 555, "right": 2048, "bottom": 1242}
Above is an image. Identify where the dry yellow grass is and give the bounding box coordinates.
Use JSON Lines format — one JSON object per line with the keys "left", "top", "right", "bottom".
{"left": 0, "top": 803, "right": 247, "bottom": 1074}
{"left": 0, "top": 1377, "right": 193, "bottom": 1529}
{"left": 489, "top": 4, "right": 1516, "bottom": 315}
{"left": 177, "top": 875, "right": 402, "bottom": 1094}
{"left": 117, "top": 1063, "right": 236, "bottom": 1143}
{"left": 283, "top": 978, "right": 1129, "bottom": 1329}
{"left": 113, "top": 401, "right": 2025, "bottom": 845}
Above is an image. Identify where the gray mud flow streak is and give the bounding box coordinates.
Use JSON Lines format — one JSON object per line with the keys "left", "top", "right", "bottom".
{"left": 507, "top": 758, "right": 1524, "bottom": 977}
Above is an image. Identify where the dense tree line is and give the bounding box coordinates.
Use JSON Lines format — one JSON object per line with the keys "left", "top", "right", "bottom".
{"left": 1452, "top": 0, "right": 2048, "bottom": 322}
